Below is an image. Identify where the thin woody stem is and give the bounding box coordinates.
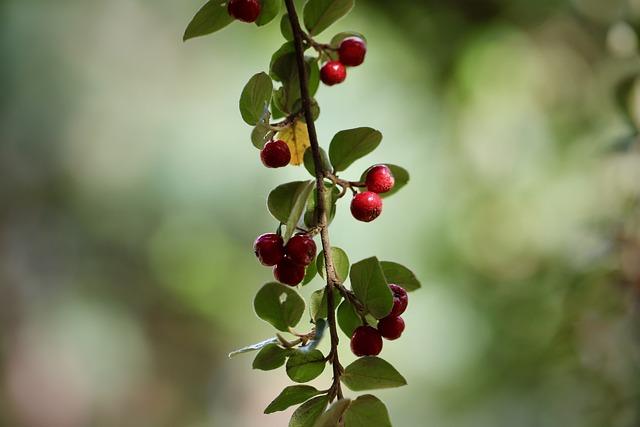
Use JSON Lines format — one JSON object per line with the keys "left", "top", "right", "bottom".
{"left": 284, "top": 0, "right": 344, "bottom": 401}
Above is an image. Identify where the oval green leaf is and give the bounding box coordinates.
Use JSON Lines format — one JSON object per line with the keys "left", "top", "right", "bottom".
{"left": 341, "top": 357, "right": 407, "bottom": 391}
{"left": 309, "top": 288, "right": 343, "bottom": 321}
{"left": 380, "top": 260, "right": 421, "bottom": 291}
{"left": 264, "top": 385, "right": 323, "bottom": 414}
{"left": 286, "top": 349, "right": 326, "bottom": 383}
{"left": 342, "top": 394, "right": 391, "bottom": 427}
{"left": 312, "top": 398, "right": 352, "bottom": 427}
{"left": 316, "top": 247, "right": 350, "bottom": 282}
{"left": 252, "top": 343, "right": 290, "bottom": 371}
{"left": 254, "top": 282, "right": 306, "bottom": 332}
{"left": 349, "top": 257, "right": 393, "bottom": 319}
{"left": 303, "top": 0, "right": 355, "bottom": 36}
{"left": 289, "top": 395, "right": 330, "bottom": 427}
{"left": 267, "top": 181, "right": 315, "bottom": 241}
{"left": 255, "top": 0, "right": 281, "bottom": 26}
{"left": 329, "top": 127, "right": 383, "bottom": 172}
{"left": 302, "top": 260, "right": 317, "bottom": 285}
{"left": 240, "top": 72, "right": 273, "bottom": 126}
{"left": 183, "top": 0, "right": 234, "bottom": 41}
{"left": 337, "top": 300, "right": 361, "bottom": 338}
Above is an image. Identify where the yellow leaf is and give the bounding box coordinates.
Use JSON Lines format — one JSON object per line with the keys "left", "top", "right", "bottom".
{"left": 276, "top": 120, "right": 310, "bottom": 166}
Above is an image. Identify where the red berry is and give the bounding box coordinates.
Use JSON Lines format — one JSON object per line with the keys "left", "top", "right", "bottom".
{"left": 365, "top": 165, "right": 395, "bottom": 194}
{"left": 228, "top": 0, "right": 261, "bottom": 23}
{"left": 388, "top": 284, "right": 408, "bottom": 317}
{"left": 285, "top": 234, "right": 317, "bottom": 266}
{"left": 377, "top": 316, "right": 405, "bottom": 340}
{"left": 253, "top": 233, "right": 285, "bottom": 266}
{"left": 339, "top": 37, "right": 367, "bottom": 67}
{"left": 274, "top": 258, "right": 305, "bottom": 286}
{"left": 320, "top": 61, "right": 347, "bottom": 86}
{"left": 350, "top": 191, "right": 383, "bottom": 222}
{"left": 260, "top": 140, "right": 291, "bottom": 168}
{"left": 350, "top": 326, "right": 383, "bottom": 356}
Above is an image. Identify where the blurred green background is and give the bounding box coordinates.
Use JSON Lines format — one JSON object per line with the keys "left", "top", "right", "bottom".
{"left": 2, "top": 0, "right": 640, "bottom": 426}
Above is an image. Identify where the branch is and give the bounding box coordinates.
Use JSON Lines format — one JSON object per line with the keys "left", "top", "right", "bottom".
{"left": 284, "top": 0, "right": 344, "bottom": 401}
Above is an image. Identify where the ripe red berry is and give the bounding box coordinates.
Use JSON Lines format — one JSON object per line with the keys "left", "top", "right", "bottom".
{"left": 260, "top": 140, "right": 291, "bottom": 168}
{"left": 338, "top": 37, "right": 367, "bottom": 67}
{"left": 350, "top": 191, "right": 383, "bottom": 222}
{"left": 377, "top": 315, "right": 405, "bottom": 340}
{"left": 320, "top": 61, "right": 347, "bottom": 86}
{"left": 228, "top": 0, "right": 261, "bottom": 23}
{"left": 365, "top": 165, "right": 395, "bottom": 194}
{"left": 388, "top": 284, "right": 408, "bottom": 317}
{"left": 274, "top": 258, "right": 306, "bottom": 286}
{"left": 285, "top": 234, "right": 317, "bottom": 266}
{"left": 253, "top": 233, "right": 285, "bottom": 266}
{"left": 350, "top": 326, "right": 383, "bottom": 356}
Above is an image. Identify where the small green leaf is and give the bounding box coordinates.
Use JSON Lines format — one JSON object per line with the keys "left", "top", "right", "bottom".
{"left": 304, "top": 185, "right": 339, "bottom": 229}
{"left": 183, "top": 0, "right": 234, "bottom": 41}
{"left": 251, "top": 118, "right": 272, "bottom": 149}
{"left": 342, "top": 395, "right": 391, "bottom": 427}
{"left": 302, "top": 260, "right": 318, "bottom": 285}
{"left": 303, "top": 146, "right": 331, "bottom": 177}
{"left": 342, "top": 357, "right": 407, "bottom": 391}
{"left": 255, "top": 0, "right": 281, "bottom": 26}
{"left": 317, "top": 247, "right": 350, "bottom": 282}
{"left": 252, "top": 343, "right": 290, "bottom": 371}
{"left": 330, "top": 31, "right": 367, "bottom": 47}
{"left": 254, "top": 282, "right": 306, "bottom": 332}
{"left": 265, "top": 385, "right": 324, "bottom": 414}
{"left": 228, "top": 337, "right": 278, "bottom": 358}
{"left": 337, "top": 300, "right": 361, "bottom": 338}
{"left": 270, "top": 42, "right": 297, "bottom": 82}
{"left": 380, "top": 261, "right": 421, "bottom": 292}
{"left": 303, "top": 0, "right": 354, "bottom": 36}
{"left": 349, "top": 257, "right": 393, "bottom": 319}
{"left": 286, "top": 349, "right": 326, "bottom": 383}
{"left": 312, "top": 399, "right": 352, "bottom": 427}
{"left": 329, "top": 127, "right": 383, "bottom": 172}
{"left": 289, "top": 395, "right": 330, "bottom": 427}
{"left": 280, "top": 13, "right": 294, "bottom": 41}
{"left": 309, "top": 288, "right": 343, "bottom": 321}
{"left": 360, "top": 164, "right": 409, "bottom": 198}
{"left": 268, "top": 181, "right": 315, "bottom": 241}
{"left": 240, "top": 72, "right": 273, "bottom": 126}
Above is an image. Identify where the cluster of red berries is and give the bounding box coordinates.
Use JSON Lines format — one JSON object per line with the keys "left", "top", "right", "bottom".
{"left": 228, "top": 0, "right": 261, "bottom": 23}
{"left": 320, "top": 37, "right": 367, "bottom": 86}
{"left": 350, "top": 284, "right": 408, "bottom": 357}
{"left": 254, "top": 232, "right": 317, "bottom": 286}
{"left": 351, "top": 164, "right": 395, "bottom": 222}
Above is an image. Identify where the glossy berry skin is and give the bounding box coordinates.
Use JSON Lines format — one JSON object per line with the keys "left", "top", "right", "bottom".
{"left": 253, "top": 233, "right": 285, "bottom": 266}
{"left": 339, "top": 37, "right": 367, "bottom": 67}
{"left": 274, "top": 258, "right": 306, "bottom": 286}
{"left": 377, "top": 316, "right": 405, "bottom": 340}
{"left": 350, "top": 326, "right": 383, "bottom": 356}
{"left": 388, "top": 284, "right": 408, "bottom": 317}
{"left": 365, "top": 165, "right": 395, "bottom": 194}
{"left": 350, "top": 191, "right": 383, "bottom": 222}
{"left": 285, "top": 234, "right": 317, "bottom": 266}
{"left": 228, "top": 0, "right": 261, "bottom": 23}
{"left": 260, "top": 140, "right": 291, "bottom": 168}
{"left": 320, "top": 61, "right": 347, "bottom": 86}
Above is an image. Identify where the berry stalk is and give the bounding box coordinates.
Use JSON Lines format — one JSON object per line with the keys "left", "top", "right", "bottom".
{"left": 283, "top": 0, "right": 344, "bottom": 401}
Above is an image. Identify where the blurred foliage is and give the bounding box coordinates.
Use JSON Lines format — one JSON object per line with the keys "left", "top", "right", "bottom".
{"left": 1, "top": 0, "right": 639, "bottom": 426}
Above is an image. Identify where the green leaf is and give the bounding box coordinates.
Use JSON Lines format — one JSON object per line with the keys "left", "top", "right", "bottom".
{"left": 268, "top": 181, "right": 315, "bottom": 241}
{"left": 309, "top": 289, "right": 343, "bottom": 321}
{"left": 329, "top": 127, "right": 383, "bottom": 172}
{"left": 342, "top": 357, "right": 407, "bottom": 391}
{"left": 349, "top": 257, "right": 393, "bottom": 319}
{"left": 303, "top": 0, "right": 355, "bottom": 36}
{"left": 303, "top": 146, "right": 331, "bottom": 177}
{"left": 240, "top": 72, "right": 273, "bottom": 126}
{"left": 289, "top": 395, "right": 330, "bottom": 427}
{"left": 380, "top": 261, "right": 421, "bottom": 292}
{"left": 337, "top": 300, "right": 361, "bottom": 338}
{"left": 273, "top": 57, "right": 320, "bottom": 114}
{"left": 302, "top": 260, "right": 318, "bottom": 285}
{"left": 286, "top": 349, "right": 326, "bottom": 383}
{"left": 316, "top": 247, "right": 350, "bottom": 282}
{"left": 360, "top": 164, "right": 409, "bottom": 198}
{"left": 254, "top": 282, "right": 306, "bottom": 332}
{"left": 264, "top": 385, "right": 324, "bottom": 414}
{"left": 255, "top": 0, "right": 281, "bottom": 26}
{"left": 330, "top": 31, "right": 367, "bottom": 47}
{"left": 313, "top": 399, "right": 352, "bottom": 427}
{"left": 251, "top": 117, "right": 272, "bottom": 149}
{"left": 228, "top": 337, "right": 278, "bottom": 358}
{"left": 252, "top": 343, "right": 290, "bottom": 371}
{"left": 342, "top": 395, "right": 391, "bottom": 427}
{"left": 280, "top": 13, "right": 294, "bottom": 41}
{"left": 304, "top": 184, "right": 339, "bottom": 229}
{"left": 183, "top": 0, "right": 234, "bottom": 41}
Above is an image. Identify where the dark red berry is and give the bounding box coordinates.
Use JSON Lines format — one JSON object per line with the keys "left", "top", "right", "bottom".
{"left": 260, "top": 140, "right": 291, "bottom": 168}
{"left": 320, "top": 61, "right": 347, "bottom": 86}
{"left": 338, "top": 37, "right": 367, "bottom": 67}
{"left": 228, "top": 0, "right": 261, "bottom": 23}
{"left": 388, "top": 284, "right": 408, "bottom": 317}
{"left": 377, "top": 316, "right": 405, "bottom": 340}
{"left": 365, "top": 165, "right": 395, "bottom": 194}
{"left": 350, "top": 326, "right": 383, "bottom": 356}
{"left": 253, "top": 233, "right": 285, "bottom": 266}
{"left": 285, "top": 234, "right": 317, "bottom": 266}
{"left": 274, "top": 258, "right": 305, "bottom": 286}
{"left": 350, "top": 191, "right": 383, "bottom": 222}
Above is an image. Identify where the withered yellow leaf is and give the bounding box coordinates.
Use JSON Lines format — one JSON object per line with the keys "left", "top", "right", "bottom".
{"left": 276, "top": 120, "right": 310, "bottom": 166}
